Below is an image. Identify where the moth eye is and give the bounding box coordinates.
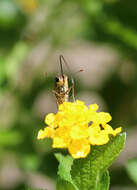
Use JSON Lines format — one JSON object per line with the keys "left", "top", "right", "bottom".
{"left": 55, "top": 77, "right": 59, "bottom": 82}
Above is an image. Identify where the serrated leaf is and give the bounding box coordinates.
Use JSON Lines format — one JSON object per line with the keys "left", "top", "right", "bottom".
{"left": 126, "top": 158, "right": 137, "bottom": 185}
{"left": 56, "top": 178, "right": 76, "bottom": 190}
{"left": 71, "top": 133, "right": 126, "bottom": 190}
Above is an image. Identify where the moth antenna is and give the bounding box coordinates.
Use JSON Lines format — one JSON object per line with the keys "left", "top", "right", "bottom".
{"left": 59, "top": 55, "right": 74, "bottom": 83}
{"left": 59, "top": 55, "right": 64, "bottom": 79}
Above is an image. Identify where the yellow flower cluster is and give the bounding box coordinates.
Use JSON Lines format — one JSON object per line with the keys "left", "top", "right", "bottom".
{"left": 37, "top": 100, "right": 122, "bottom": 159}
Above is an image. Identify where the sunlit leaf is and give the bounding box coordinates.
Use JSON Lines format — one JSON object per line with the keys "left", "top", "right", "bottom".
{"left": 71, "top": 133, "right": 126, "bottom": 190}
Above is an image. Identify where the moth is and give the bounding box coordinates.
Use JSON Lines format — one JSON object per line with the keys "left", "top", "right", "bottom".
{"left": 53, "top": 55, "right": 75, "bottom": 107}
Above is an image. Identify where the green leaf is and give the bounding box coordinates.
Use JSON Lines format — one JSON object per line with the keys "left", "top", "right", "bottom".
{"left": 55, "top": 153, "right": 77, "bottom": 190}
{"left": 56, "top": 178, "right": 76, "bottom": 190}
{"left": 97, "top": 170, "right": 110, "bottom": 190}
{"left": 126, "top": 158, "right": 137, "bottom": 185}
{"left": 55, "top": 153, "right": 74, "bottom": 183}
{"left": 71, "top": 133, "right": 126, "bottom": 190}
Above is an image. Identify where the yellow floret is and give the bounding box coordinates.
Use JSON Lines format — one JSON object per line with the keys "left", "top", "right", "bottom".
{"left": 89, "top": 104, "right": 99, "bottom": 112}
{"left": 68, "top": 139, "right": 90, "bottom": 159}
{"left": 52, "top": 137, "right": 68, "bottom": 148}
{"left": 113, "top": 127, "right": 122, "bottom": 136}
{"left": 88, "top": 126, "right": 109, "bottom": 145}
{"left": 45, "top": 113, "right": 56, "bottom": 127}
{"left": 70, "top": 125, "right": 89, "bottom": 140}
{"left": 37, "top": 127, "right": 55, "bottom": 139}
{"left": 93, "top": 112, "right": 112, "bottom": 124}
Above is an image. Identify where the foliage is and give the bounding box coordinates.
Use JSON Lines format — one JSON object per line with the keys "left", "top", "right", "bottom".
{"left": 56, "top": 133, "right": 126, "bottom": 190}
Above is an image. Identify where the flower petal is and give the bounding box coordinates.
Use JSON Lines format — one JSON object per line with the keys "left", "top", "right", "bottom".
{"left": 68, "top": 139, "right": 90, "bottom": 159}
{"left": 94, "top": 112, "right": 112, "bottom": 124}
{"left": 45, "top": 113, "right": 55, "bottom": 126}
{"left": 52, "top": 137, "right": 68, "bottom": 148}
{"left": 37, "top": 127, "right": 55, "bottom": 139}
{"left": 113, "top": 127, "right": 122, "bottom": 136}
{"left": 89, "top": 104, "right": 99, "bottom": 112}
{"left": 70, "top": 125, "right": 89, "bottom": 140}
{"left": 88, "top": 126, "right": 109, "bottom": 145}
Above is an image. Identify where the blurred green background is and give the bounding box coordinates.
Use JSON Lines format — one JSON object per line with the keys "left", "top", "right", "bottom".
{"left": 0, "top": 0, "right": 137, "bottom": 190}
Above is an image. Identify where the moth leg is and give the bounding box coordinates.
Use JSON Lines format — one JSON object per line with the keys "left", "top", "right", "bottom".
{"left": 70, "top": 77, "right": 75, "bottom": 102}
{"left": 52, "top": 90, "right": 61, "bottom": 97}
{"left": 72, "top": 84, "right": 75, "bottom": 102}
